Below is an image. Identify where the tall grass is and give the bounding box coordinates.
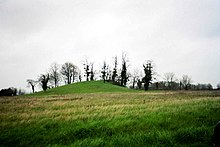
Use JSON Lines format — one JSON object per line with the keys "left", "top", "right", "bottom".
{"left": 1, "top": 91, "right": 220, "bottom": 146}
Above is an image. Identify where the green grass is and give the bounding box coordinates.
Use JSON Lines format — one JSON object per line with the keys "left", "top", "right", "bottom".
{"left": 1, "top": 81, "right": 220, "bottom": 146}
{"left": 32, "top": 81, "right": 133, "bottom": 96}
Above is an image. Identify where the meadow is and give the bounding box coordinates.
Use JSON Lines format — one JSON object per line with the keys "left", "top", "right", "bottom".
{"left": 1, "top": 81, "right": 220, "bottom": 146}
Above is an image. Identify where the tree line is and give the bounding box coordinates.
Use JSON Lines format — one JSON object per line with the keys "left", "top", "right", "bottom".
{"left": 0, "top": 87, "right": 25, "bottom": 96}
{"left": 25, "top": 53, "right": 155, "bottom": 92}
{"left": 23, "top": 53, "right": 219, "bottom": 93}
{"left": 1, "top": 53, "right": 219, "bottom": 96}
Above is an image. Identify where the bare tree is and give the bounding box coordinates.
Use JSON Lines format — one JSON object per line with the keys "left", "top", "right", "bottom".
{"left": 90, "top": 63, "right": 94, "bottom": 81}
{"left": 83, "top": 60, "right": 90, "bottom": 81}
{"left": 78, "top": 71, "right": 82, "bottom": 82}
{"left": 164, "top": 72, "right": 176, "bottom": 89}
{"left": 49, "top": 62, "right": 61, "bottom": 88}
{"left": 217, "top": 83, "right": 220, "bottom": 90}
{"left": 18, "top": 89, "right": 25, "bottom": 95}
{"left": 137, "top": 79, "right": 142, "bottom": 89}
{"left": 72, "top": 65, "right": 79, "bottom": 83}
{"left": 39, "top": 74, "right": 50, "bottom": 91}
{"left": 131, "top": 69, "right": 142, "bottom": 89}
{"left": 181, "top": 75, "right": 192, "bottom": 90}
{"left": 27, "top": 79, "right": 37, "bottom": 93}
{"left": 106, "top": 65, "right": 112, "bottom": 81}
{"left": 120, "top": 53, "right": 129, "bottom": 86}
{"left": 112, "top": 56, "right": 118, "bottom": 82}
{"left": 101, "top": 61, "right": 108, "bottom": 83}
{"left": 61, "top": 62, "right": 77, "bottom": 84}
{"left": 207, "top": 83, "right": 213, "bottom": 90}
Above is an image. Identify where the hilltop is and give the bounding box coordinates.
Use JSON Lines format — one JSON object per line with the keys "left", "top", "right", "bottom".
{"left": 33, "top": 81, "right": 132, "bottom": 96}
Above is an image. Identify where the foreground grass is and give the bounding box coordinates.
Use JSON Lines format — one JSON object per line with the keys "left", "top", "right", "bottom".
{"left": 1, "top": 91, "right": 220, "bottom": 146}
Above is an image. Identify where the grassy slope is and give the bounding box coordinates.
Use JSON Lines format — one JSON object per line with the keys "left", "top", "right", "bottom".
{"left": 33, "top": 81, "right": 133, "bottom": 96}
{"left": 1, "top": 82, "right": 220, "bottom": 146}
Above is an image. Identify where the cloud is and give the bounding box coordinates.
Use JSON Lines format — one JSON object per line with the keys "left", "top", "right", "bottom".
{"left": 0, "top": 0, "right": 49, "bottom": 41}
{"left": 0, "top": 0, "right": 219, "bottom": 90}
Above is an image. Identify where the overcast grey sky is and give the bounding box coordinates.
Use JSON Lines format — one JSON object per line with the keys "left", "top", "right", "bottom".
{"left": 0, "top": 0, "right": 220, "bottom": 91}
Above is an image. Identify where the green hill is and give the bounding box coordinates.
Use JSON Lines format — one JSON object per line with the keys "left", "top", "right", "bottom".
{"left": 34, "top": 81, "right": 132, "bottom": 95}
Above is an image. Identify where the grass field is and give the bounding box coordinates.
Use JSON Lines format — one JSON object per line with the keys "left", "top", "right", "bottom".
{"left": 1, "top": 81, "right": 220, "bottom": 146}
{"left": 32, "top": 81, "right": 133, "bottom": 96}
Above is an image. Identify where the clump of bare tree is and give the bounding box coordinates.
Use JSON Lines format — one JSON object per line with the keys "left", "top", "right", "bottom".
{"left": 83, "top": 60, "right": 91, "bottom": 81}
{"left": 164, "top": 72, "right": 177, "bottom": 90}
{"left": 24, "top": 52, "right": 217, "bottom": 93}
{"left": 39, "top": 74, "right": 50, "bottom": 91}
{"left": 180, "top": 75, "right": 192, "bottom": 90}
{"left": 27, "top": 79, "right": 37, "bottom": 93}
{"left": 61, "top": 62, "right": 78, "bottom": 84}
{"left": 49, "top": 62, "right": 61, "bottom": 88}
{"left": 130, "top": 69, "right": 142, "bottom": 89}
{"left": 101, "top": 61, "right": 108, "bottom": 83}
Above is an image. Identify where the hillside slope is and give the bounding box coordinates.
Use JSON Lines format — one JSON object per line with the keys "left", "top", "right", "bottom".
{"left": 34, "top": 81, "right": 132, "bottom": 95}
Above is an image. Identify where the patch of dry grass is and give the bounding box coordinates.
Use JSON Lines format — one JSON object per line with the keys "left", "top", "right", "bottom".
{"left": 0, "top": 91, "right": 220, "bottom": 146}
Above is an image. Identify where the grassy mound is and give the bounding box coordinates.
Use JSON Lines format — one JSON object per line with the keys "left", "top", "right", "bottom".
{"left": 34, "top": 81, "right": 132, "bottom": 96}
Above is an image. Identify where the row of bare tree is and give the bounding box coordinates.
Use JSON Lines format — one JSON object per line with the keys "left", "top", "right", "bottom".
{"left": 27, "top": 62, "right": 80, "bottom": 93}
{"left": 26, "top": 53, "right": 133, "bottom": 92}
{"left": 26, "top": 53, "right": 219, "bottom": 93}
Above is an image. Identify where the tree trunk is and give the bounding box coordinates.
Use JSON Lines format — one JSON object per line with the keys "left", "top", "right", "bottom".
{"left": 31, "top": 85, "right": 35, "bottom": 93}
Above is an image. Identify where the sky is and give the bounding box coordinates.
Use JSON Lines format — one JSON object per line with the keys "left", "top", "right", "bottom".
{"left": 0, "top": 0, "right": 220, "bottom": 92}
